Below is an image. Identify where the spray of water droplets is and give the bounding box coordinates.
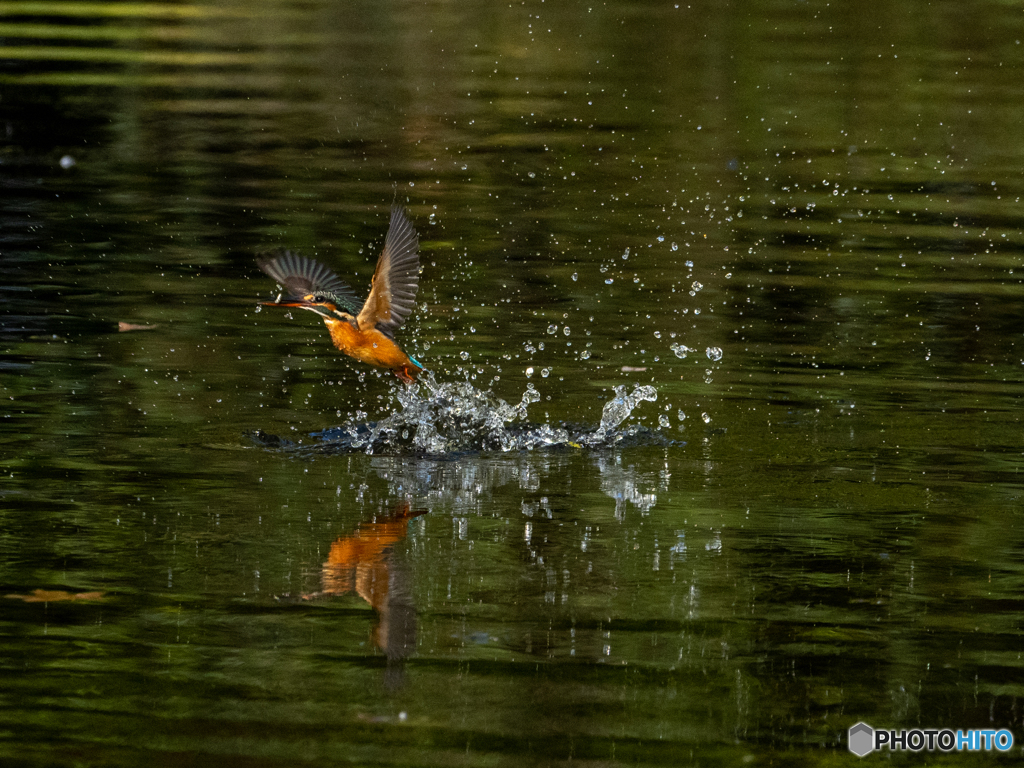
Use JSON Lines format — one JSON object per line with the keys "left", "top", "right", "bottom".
{"left": 251, "top": 374, "right": 670, "bottom": 456}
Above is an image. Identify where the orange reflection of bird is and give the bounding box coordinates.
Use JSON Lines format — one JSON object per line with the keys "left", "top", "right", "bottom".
{"left": 257, "top": 206, "right": 424, "bottom": 384}
{"left": 314, "top": 502, "right": 424, "bottom": 602}
{"left": 312, "top": 503, "right": 425, "bottom": 666}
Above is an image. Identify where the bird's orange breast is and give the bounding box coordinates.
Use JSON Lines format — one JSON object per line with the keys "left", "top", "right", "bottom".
{"left": 322, "top": 316, "right": 414, "bottom": 370}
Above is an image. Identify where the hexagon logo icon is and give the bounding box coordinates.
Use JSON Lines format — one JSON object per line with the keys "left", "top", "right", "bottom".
{"left": 848, "top": 722, "right": 874, "bottom": 757}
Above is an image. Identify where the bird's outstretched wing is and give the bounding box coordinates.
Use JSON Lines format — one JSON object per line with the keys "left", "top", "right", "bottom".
{"left": 257, "top": 250, "right": 362, "bottom": 315}
{"left": 356, "top": 207, "right": 420, "bottom": 337}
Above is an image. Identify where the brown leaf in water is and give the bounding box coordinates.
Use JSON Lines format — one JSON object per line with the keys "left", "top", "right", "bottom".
{"left": 118, "top": 322, "right": 158, "bottom": 332}
{"left": 6, "top": 589, "right": 105, "bottom": 603}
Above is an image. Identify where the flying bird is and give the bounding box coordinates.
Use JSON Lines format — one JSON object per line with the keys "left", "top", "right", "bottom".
{"left": 257, "top": 206, "right": 424, "bottom": 384}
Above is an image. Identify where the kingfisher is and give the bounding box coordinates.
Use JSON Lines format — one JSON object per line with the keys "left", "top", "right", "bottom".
{"left": 257, "top": 206, "right": 424, "bottom": 384}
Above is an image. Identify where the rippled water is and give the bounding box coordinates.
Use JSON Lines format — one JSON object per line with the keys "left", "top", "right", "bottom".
{"left": 3, "top": 1, "right": 1024, "bottom": 765}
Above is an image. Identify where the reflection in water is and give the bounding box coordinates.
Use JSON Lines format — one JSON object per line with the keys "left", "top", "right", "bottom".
{"left": 302, "top": 503, "right": 425, "bottom": 689}
{"left": 593, "top": 453, "right": 663, "bottom": 520}
{"left": 367, "top": 446, "right": 669, "bottom": 524}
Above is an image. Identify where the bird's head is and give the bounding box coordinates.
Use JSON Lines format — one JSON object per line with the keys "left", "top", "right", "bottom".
{"left": 261, "top": 291, "right": 346, "bottom": 320}
{"left": 257, "top": 250, "right": 360, "bottom": 323}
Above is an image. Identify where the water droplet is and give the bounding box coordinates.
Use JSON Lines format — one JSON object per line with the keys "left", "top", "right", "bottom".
{"left": 706, "top": 347, "right": 723, "bottom": 362}
{"left": 547, "top": 325, "right": 558, "bottom": 335}
{"left": 670, "top": 242, "right": 678, "bottom": 251}
{"left": 528, "top": 171, "right": 536, "bottom": 178}
{"left": 579, "top": 350, "right": 591, "bottom": 360}
{"left": 685, "top": 260, "right": 694, "bottom": 268}
{"left": 526, "top": 367, "right": 534, "bottom": 377}
{"left": 691, "top": 281, "right": 703, "bottom": 293}
{"left": 653, "top": 331, "right": 661, "bottom": 339}
{"left": 605, "top": 278, "right": 614, "bottom": 284}
{"left": 571, "top": 272, "right": 578, "bottom": 281}
{"left": 659, "top": 414, "right": 670, "bottom": 428}
{"left": 541, "top": 368, "right": 551, "bottom": 378}
{"left": 460, "top": 351, "right": 470, "bottom": 361}
{"left": 670, "top": 343, "right": 690, "bottom": 359}
{"left": 701, "top": 412, "right": 711, "bottom": 424}
{"left": 677, "top": 409, "right": 686, "bottom": 421}
{"left": 562, "top": 326, "right": 570, "bottom": 336}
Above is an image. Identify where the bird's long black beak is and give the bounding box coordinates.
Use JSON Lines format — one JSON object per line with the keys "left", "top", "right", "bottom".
{"left": 261, "top": 299, "right": 308, "bottom": 307}
{"left": 260, "top": 291, "right": 311, "bottom": 308}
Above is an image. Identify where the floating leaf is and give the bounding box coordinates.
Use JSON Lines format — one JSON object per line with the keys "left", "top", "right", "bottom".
{"left": 118, "top": 322, "right": 158, "bottom": 332}
{"left": 6, "top": 589, "right": 105, "bottom": 603}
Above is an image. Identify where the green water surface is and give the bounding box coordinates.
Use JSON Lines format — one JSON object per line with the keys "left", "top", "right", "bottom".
{"left": 2, "top": 1, "right": 1024, "bottom": 765}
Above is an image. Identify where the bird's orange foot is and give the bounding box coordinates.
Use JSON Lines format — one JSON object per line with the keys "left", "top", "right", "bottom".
{"left": 394, "top": 366, "right": 418, "bottom": 385}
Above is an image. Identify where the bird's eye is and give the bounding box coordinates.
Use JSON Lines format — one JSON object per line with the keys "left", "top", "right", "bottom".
{"left": 313, "top": 294, "right": 324, "bottom": 302}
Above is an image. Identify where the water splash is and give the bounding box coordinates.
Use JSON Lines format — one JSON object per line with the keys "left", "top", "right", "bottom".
{"left": 582, "top": 383, "right": 658, "bottom": 446}
{"left": 250, "top": 374, "right": 671, "bottom": 456}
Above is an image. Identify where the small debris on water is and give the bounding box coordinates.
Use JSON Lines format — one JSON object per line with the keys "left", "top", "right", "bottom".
{"left": 6, "top": 589, "right": 104, "bottom": 603}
